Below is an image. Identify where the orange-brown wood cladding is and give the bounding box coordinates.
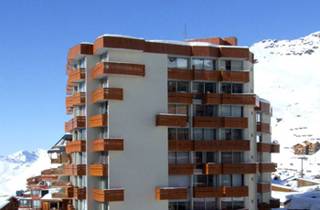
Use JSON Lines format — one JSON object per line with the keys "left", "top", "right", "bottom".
{"left": 93, "top": 189, "right": 124, "bottom": 202}
{"left": 66, "top": 140, "right": 86, "bottom": 154}
{"left": 204, "top": 93, "right": 256, "bottom": 105}
{"left": 89, "top": 114, "right": 108, "bottom": 128}
{"left": 68, "top": 44, "right": 93, "bottom": 61}
{"left": 193, "top": 186, "right": 248, "bottom": 198}
{"left": 168, "top": 92, "right": 193, "bottom": 104}
{"left": 155, "top": 187, "right": 188, "bottom": 200}
{"left": 91, "top": 62, "right": 145, "bottom": 78}
{"left": 73, "top": 187, "right": 86, "bottom": 200}
{"left": 259, "top": 163, "right": 277, "bottom": 173}
{"left": 167, "top": 69, "right": 249, "bottom": 83}
{"left": 194, "top": 140, "right": 250, "bottom": 152}
{"left": 63, "top": 164, "right": 86, "bottom": 176}
{"left": 92, "top": 87, "right": 123, "bottom": 103}
{"left": 91, "top": 139, "right": 124, "bottom": 152}
{"left": 66, "top": 93, "right": 85, "bottom": 111}
{"left": 257, "top": 101, "right": 271, "bottom": 114}
{"left": 89, "top": 164, "right": 108, "bottom": 176}
{"left": 156, "top": 114, "right": 188, "bottom": 127}
{"left": 193, "top": 117, "right": 248, "bottom": 128}
{"left": 257, "top": 143, "right": 280, "bottom": 153}
{"left": 257, "top": 123, "right": 271, "bottom": 133}
{"left": 257, "top": 183, "right": 271, "bottom": 193}
{"left": 67, "top": 69, "right": 85, "bottom": 83}
{"left": 169, "top": 164, "right": 194, "bottom": 175}
{"left": 64, "top": 116, "right": 86, "bottom": 132}
{"left": 168, "top": 140, "right": 194, "bottom": 151}
{"left": 271, "top": 144, "right": 280, "bottom": 153}
{"left": 204, "top": 163, "right": 256, "bottom": 174}
{"left": 52, "top": 187, "right": 74, "bottom": 199}
{"left": 92, "top": 36, "right": 252, "bottom": 61}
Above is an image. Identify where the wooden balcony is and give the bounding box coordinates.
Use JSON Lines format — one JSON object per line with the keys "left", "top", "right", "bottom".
{"left": 155, "top": 187, "right": 188, "bottom": 200}
{"left": 193, "top": 117, "right": 248, "bottom": 128}
{"left": 156, "top": 114, "right": 188, "bottom": 127}
{"left": 63, "top": 164, "right": 86, "bottom": 176}
{"left": 65, "top": 92, "right": 85, "bottom": 110}
{"left": 193, "top": 70, "right": 220, "bottom": 81}
{"left": 204, "top": 163, "right": 222, "bottom": 175}
{"left": 204, "top": 163, "right": 256, "bottom": 174}
{"left": 203, "top": 93, "right": 256, "bottom": 105}
{"left": 50, "top": 154, "right": 69, "bottom": 164}
{"left": 92, "top": 87, "right": 123, "bottom": 103}
{"left": 220, "top": 71, "right": 250, "bottom": 82}
{"left": 64, "top": 116, "right": 86, "bottom": 132}
{"left": 222, "top": 163, "right": 257, "bottom": 174}
{"left": 193, "top": 186, "right": 248, "bottom": 198}
{"left": 93, "top": 188, "right": 124, "bottom": 202}
{"left": 66, "top": 140, "right": 86, "bottom": 154}
{"left": 168, "top": 68, "right": 193, "bottom": 80}
{"left": 89, "top": 114, "right": 108, "bottom": 128}
{"left": 257, "top": 122, "right": 271, "bottom": 133}
{"left": 67, "top": 69, "right": 85, "bottom": 84}
{"left": 257, "top": 183, "right": 271, "bottom": 193}
{"left": 89, "top": 164, "right": 108, "bottom": 176}
{"left": 168, "top": 92, "right": 193, "bottom": 104}
{"left": 257, "top": 143, "right": 280, "bottom": 153}
{"left": 92, "top": 62, "right": 145, "bottom": 79}
{"left": 91, "top": 138, "right": 124, "bottom": 152}
{"left": 73, "top": 187, "right": 86, "bottom": 200}
{"left": 194, "top": 140, "right": 250, "bottom": 152}
{"left": 52, "top": 187, "right": 74, "bottom": 199}
{"left": 168, "top": 140, "right": 194, "bottom": 151}
{"left": 259, "top": 163, "right": 277, "bottom": 173}
{"left": 271, "top": 144, "right": 280, "bottom": 153}
{"left": 169, "top": 164, "right": 194, "bottom": 175}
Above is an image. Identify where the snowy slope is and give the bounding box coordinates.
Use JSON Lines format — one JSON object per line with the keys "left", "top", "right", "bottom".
{"left": 0, "top": 149, "right": 50, "bottom": 196}
{"left": 251, "top": 31, "right": 320, "bottom": 148}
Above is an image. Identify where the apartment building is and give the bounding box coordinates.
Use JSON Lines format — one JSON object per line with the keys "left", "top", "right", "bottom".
{"left": 63, "top": 34, "right": 280, "bottom": 210}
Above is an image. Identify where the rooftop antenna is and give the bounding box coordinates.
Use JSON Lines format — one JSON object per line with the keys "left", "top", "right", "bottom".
{"left": 184, "top": 24, "right": 188, "bottom": 40}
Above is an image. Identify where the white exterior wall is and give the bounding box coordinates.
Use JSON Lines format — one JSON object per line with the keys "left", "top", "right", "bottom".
{"left": 107, "top": 49, "right": 169, "bottom": 210}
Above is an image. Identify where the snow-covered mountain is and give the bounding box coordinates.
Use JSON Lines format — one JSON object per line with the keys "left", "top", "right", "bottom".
{"left": 251, "top": 31, "right": 320, "bottom": 149}
{"left": 0, "top": 149, "right": 50, "bottom": 196}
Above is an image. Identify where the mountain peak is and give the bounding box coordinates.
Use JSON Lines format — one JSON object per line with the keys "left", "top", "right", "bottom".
{"left": 1, "top": 149, "right": 46, "bottom": 164}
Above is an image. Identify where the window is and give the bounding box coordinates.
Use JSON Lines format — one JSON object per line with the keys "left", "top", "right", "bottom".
{"left": 33, "top": 200, "right": 41, "bottom": 208}
{"left": 168, "top": 57, "right": 189, "bottom": 69}
{"left": 99, "top": 102, "right": 108, "bottom": 114}
{"left": 193, "top": 82, "right": 216, "bottom": 93}
{"left": 168, "top": 128, "right": 189, "bottom": 140}
{"left": 221, "top": 152, "right": 243, "bottom": 163}
{"left": 169, "top": 201, "right": 190, "bottom": 210}
{"left": 221, "top": 129, "right": 243, "bottom": 140}
{"left": 194, "top": 152, "right": 217, "bottom": 165}
{"left": 220, "top": 105, "right": 243, "bottom": 117}
{"left": 193, "top": 128, "right": 216, "bottom": 140}
{"left": 168, "top": 81, "right": 190, "bottom": 92}
{"left": 256, "top": 112, "right": 262, "bottom": 123}
{"left": 168, "top": 104, "right": 188, "bottom": 115}
{"left": 194, "top": 199, "right": 217, "bottom": 210}
{"left": 192, "top": 58, "right": 215, "bottom": 70}
{"left": 221, "top": 200, "right": 245, "bottom": 210}
{"left": 256, "top": 134, "right": 262, "bottom": 143}
{"left": 74, "top": 129, "right": 86, "bottom": 140}
{"left": 98, "top": 127, "right": 108, "bottom": 139}
{"left": 193, "top": 105, "right": 218, "bottom": 117}
{"left": 73, "top": 57, "right": 86, "bottom": 69}
{"left": 100, "top": 52, "right": 108, "bottom": 62}
{"left": 194, "top": 175, "right": 218, "bottom": 187}
{"left": 221, "top": 83, "right": 243, "bottom": 94}
{"left": 221, "top": 60, "right": 243, "bottom": 71}
{"left": 169, "top": 152, "right": 189, "bottom": 164}
{"left": 221, "top": 174, "right": 244, "bottom": 187}
{"left": 74, "top": 106, "right": 86, "bottom": 117}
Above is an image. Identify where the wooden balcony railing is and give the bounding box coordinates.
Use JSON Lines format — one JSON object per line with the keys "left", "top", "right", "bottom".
{"left": 73, "top": 187, "right": 86, "bottom": 200}
{"left": 89, "top": 164, "right": 108, "bottom": 176}
{"left": 65, "top": 92, "right": 85, "bottom": 110}
{"left": 92, "top": 87, "right": 123, "bottom": 103}
{"left": 89, "top": 114, "right": 108, "bottom": 128}
{"left": 156, "top": 114, "right": 188, "bottom": 127}
{"left": 257, "top": 183, "right": 271, "bottom": 193}
{"left": 63, "top": 164, "right": 86, "bottom": 176}
{"left": 204, "top": 93, "right": 256, "bottom": 105}
{"left": 66, "top": 140, "right": 86, "bottom": 154}
{"left": 257, "top": 143, "right": 280, "bottom": 153}
{"left": 92, "top": 62, "right": 145, "bottom": 79}
{"left": 259, "top": 163, "right": 277, "bottom": 173}
{"left": 168, "top": 92, "right": 193, "bottom": 104}
{"left": 155, "top": 187, "right": 188, "bottom": 200}
{"left": 194, "top": 140, "right": 250, "bottom": 152}
{"left": 93, "top": 188, "right": 124, "bottom": 202}
{"left": 193, "top": 117, "right": 248, "bottom": 128}
{"left": 52, "top": 187, "right": 74, "bottom": 199}
{"left": 193, "top": 186, "right": 248, "bottom": 198}
{"left": 168, "top": 140, "right": 194, "bottom": 151}
{"left": 169, "top": 164, "right": 194, "bottom": 175}
{"left": 64, "top": 116, "right": 86, "bottom": 132}
{"left": 67, "top": 69, "right": 85, "bottom": 84}
{"left": 257, "top": 122, "right": 271, "bottom": 133}
{"left": 91, "top": 139, "right": 124, "bottom": 152}
{"left": 204, "top": 163, "right": 256, "bottom": 174}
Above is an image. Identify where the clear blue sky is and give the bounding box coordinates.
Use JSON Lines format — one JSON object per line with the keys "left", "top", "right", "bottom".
{"left": 0, "top": 0, "right": 319, "bottom": 155}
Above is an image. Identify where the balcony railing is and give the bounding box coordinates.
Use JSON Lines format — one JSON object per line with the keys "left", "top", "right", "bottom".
{"left": 64, "top": 116, "right": 86, "bottom": 132}
{"left": 63, "top": 164, "right": 86, "bottom": 176}
{"left": 168, "top": 92, "right": 193, "bottom": 104}
{"left": 193, "top": 117, "right": 248, "bottom": 128}
{"left": 93, "top": 188, "right": 124, "bottom": 202}
{"left": 67, "top": 69, "right": 85, "bottom": 84}
{"left": 91, "top": 139, "right": 124, "bottom": 152}
{"left": 259, "top": 163, "right": 277, "bottom": 173}
{"left": 52, "top": 187, "right": 74, "bottom": 199}
{"left": 204, "top": 163, "right": 257, "bottom": 174}
{"left": 257, "top": 122, "right": 271, "bottom": 133}
{"left": 257, "top": 143, "right": 280, "bottom": 153}
{"left": 155, "top": 187, "right": 188, "bottom": 200}
{"left": 92, "top": 62, "right": 145, "bottom": 79}
{"left": 257, "top": 183, "right": 271, "bottom": 193}
{"left": 66, "top": 140, "right": 86, "bottom": 154}
{"left": 169, "top": 164, "right": 194, "bottom": 175}
{"left": 194, "top": 140, "right": 250, "bottom": 152}
{"left": 203, "top": 93, "right": 256, "bottom": 105}
{"left": 92, "top": 87, "right": 123, "bottom": 103}
{"left": 89, "top": 114, "right": 108, "bottom": 128}
{"left": 89, "top": 164, "right": 108, "bottom": 176}
{"left": 73, "top": 187, "right": 86, "bottom": 200}
{"left": 156, "top": 113, "right": 188, "bottom": 127}
{"left": 193, "top": 186, "right": 248, "bottom": 198}
{"left": 65, "top": 92, "right": 85, "bottom": 110}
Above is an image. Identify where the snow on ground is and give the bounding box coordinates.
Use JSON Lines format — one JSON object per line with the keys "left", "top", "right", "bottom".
{"left": 0, "top": 149, "right": 50, "bottom": 196}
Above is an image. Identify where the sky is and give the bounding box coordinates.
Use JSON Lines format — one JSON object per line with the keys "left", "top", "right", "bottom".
{"left": 0, "top": 0, "right": 319, "bottom": 155}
